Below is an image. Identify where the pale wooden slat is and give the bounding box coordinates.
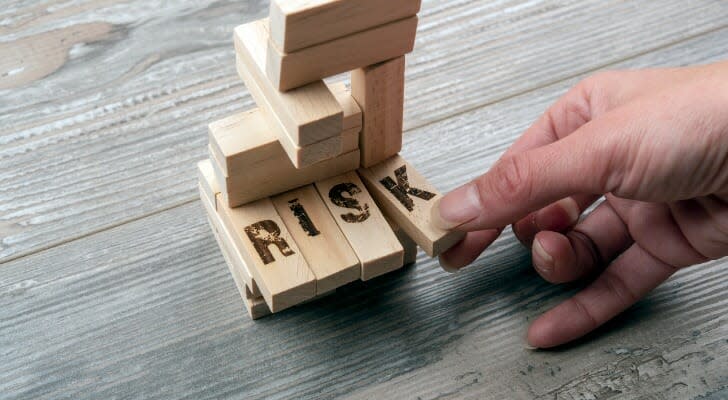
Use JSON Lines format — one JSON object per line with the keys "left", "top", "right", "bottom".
{"left": 2, "top": 0, "right": 728, "bottom": 261}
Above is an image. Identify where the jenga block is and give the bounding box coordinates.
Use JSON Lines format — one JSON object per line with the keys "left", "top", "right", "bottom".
{"left": 210, "top": 83, "right": 359, "bottom": 176}
{"left": 210, "top": 142, "right": 360, "bottom": 208}
{"left": 352, "top": 56, "right": 406, "bottom": 167}
{"left": 245, "top": 286, "right": 272, "bottom": 320}
{"left": 328, "top": 81, "right": 362, "bottom": 132}
{"left": 216, "top": 194, "right": 316, "bottom": 312}
{"left": 358, "top": 154, "right": 466, "bottom": 257}
{"left": 209, "top": 108, "right": 340, "bottom": 176}
{"left": 198, "top": 163, "right": 263, "bottom": 296}
{"left": 269, "top": 0, "right": 422, "bottom": 53}
{"left": 315, "top": 172, "right": 404, "bottom": 280}
{"left": 386, "top": 216, "right": 418, "bottom": 266}
{"left": 198, "top": 179, "right": 263, "bottom": 299}
{"left": 197, "top": 160, "right": 221, "bottom": 209}
{"left": 235, "top": 54, "right": 342, "bottom": 168}
{"left": 272, "top": 185, "right": 360, "bottom": 294}
{"left": 234, "top": 19, "right": 343, "bottom": 146}
{"left": 266, "top": 16, "right": 418, "bottom": 91}
{"left": 205, "top": 213, "right": 270, "bottom": 319}
{"left": 341, "top": 126, "right": 360, "bottom": 153}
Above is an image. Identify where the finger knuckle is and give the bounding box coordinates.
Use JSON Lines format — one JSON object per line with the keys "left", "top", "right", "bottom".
{"left": 598, "top": 270, "right": 639, "bottom": 308}
{"left": 567, "top": 296, "right": 600, "bottom": 331}
{"left": 486, "top": 155, "right": 533, "bottom": 204}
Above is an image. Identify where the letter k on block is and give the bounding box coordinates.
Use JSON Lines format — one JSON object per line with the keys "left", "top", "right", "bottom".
{"left": 379, "top": 165, "right": 436, "bottom": 211}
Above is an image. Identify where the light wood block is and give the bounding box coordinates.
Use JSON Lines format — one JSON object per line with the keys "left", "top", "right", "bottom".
{"left": 358, "top": 154, "right": 465, "bottom": 257}
{"left": 210, "top": 142, "right": 360, "bottom": 208}
{"left": 209, "top": 83, "right": 359, "bottom": 176}
{"left": 266, "top": 16, "right": 418, "bottom": 91}
{"left": 197, "top": 162, "right": 263, "bottom": 296}
{"left": 216, "top": 193, "right": 316, "bottom": 313}
{"left": 272, "top": 185, "right": 360, "bottom": 294}
{"left": 234, "top": 19, "right": 343, "bottom": 146}
{"left": 244, "top": 286, "right": 272, "bottom": 320}
{"left": 269, "top": 0, "right": 422, "bottom": 53}
{"left": 351, "top": 56, "right": 406, "bottom": 167}
{"left": 341, "top": 126, "right": 360, "bottom": 153}
{"left": 386, "top": 216, "right": 418, "bottom": 266}
{"left": 315, "top": 172, "right": 404, "bottom": 280}
{"left": 328, "top": 81, "right": 362, "bottom": 132}
{"left": 205, "top": 212, "right": 271, "bottom": 319}
{"left": 197, "top": 178, "right": 263, "bottom": 300}
{"left": 235, "top": 54, "right": 342, "bottom": 167}
{"left": 197, "top": 159, "right": 221, "bottom": 209}
{"left": 209, "top": 107, "right": 340, "bottom": 176}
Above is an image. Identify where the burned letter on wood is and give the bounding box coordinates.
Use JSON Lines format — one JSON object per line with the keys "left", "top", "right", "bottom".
{"left": 288, "top": 198, "right": 320, "bottom": 237}
{"left": 244, "top": 220, "right": 296, "bottom": 264}
{"left": 328, "top": 182, "right": 370, "bottom": 223}
{"left": 379, "top": 165, "right": 436, "bottom": 211}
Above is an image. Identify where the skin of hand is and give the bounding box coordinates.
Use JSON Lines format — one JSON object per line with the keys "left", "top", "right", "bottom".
{"left": 431, "top": 60, "right": 728, "bottom": 349}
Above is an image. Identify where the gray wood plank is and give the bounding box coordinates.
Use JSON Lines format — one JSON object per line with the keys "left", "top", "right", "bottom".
{"left": 2, "top": 0, "right": 727, "bottom": 261}
{"left": 1, "top": 30, "right": 727, "bottom": 399}
{"left": 0, "top": 197, "right": 725, "bottom": 399}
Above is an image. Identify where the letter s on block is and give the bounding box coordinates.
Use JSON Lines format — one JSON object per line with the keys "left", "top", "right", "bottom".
{"left": 328, "top": 182, "right": 370, "bottom": 223}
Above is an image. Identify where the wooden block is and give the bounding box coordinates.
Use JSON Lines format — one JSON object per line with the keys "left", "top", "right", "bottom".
{"left": 198, "top": 180, "right": 263, "bottom": 299}
{"left": 197, "top": 164, "right": 263, "bottom": 297}
{"left": 244, "top": 286, "right": 272, "bottom": 320}
{"left": 351, "top": 56, "right": 406, "bottom": 168}
{"left": 197, "top": 160, "right": 220, "bottom": 209}
{"left": 216, "top": 191, "right": 316, "bottom": 313}
{"left": 235, "top": 55, "right": 342, "bottom": 167}
{"left": 358, "top": 154, "right": 466, "bottom": 257}
{"left": 206, "top": 213, "right": 271, "bottom": 319}
{"left": 209, "top": 82, "right": 358, "bottom": 176}
{"left": 328, "top": 81, "right": 362, "bottom": 132}
{"left": 269, "top": 0, "right": 422, "bottom": 53}
{"left": 209, "top": 107, "right": 340, "bottom": 175}
{"left": 272, "top": 185, "right": 360, "bottom": 294}
{"left": 266, "top": 16, "right": 418, "bottom": 91}
{"left": 341, "top": 126, "right": 360, "bottom": 153}
{"left": 234, "top": 20, "right": 342, "bottom": 147}
{"left": 210, "top": 142, "right": 360, "bottom": 208}
{"left": 386, "top": 216, "right": 418, "bottom": 266}
{"left": 315, "top": 172, "right": 404, "bottom": 280}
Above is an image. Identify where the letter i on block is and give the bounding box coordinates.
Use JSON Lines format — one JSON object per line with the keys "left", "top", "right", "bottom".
{"left": 315, "top": 172, "right": 404, "bottom": 280}
{"left": 217, "top": 197, "right": 316, "bottom": 312}
{"left": 271, "top": 185, "right": 360, "bottom": 294}
{"left": 358, "top": 154, "right": 465, "bottom": 257}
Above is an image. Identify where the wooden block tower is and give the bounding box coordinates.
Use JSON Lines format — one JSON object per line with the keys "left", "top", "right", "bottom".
{"left": 198, "top": 0, "right": 464, "bottom": 318}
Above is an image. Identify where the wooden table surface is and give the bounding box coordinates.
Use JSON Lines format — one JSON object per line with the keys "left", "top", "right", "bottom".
{"left": 2, "top": 1, "right": 727, "bottom": 399}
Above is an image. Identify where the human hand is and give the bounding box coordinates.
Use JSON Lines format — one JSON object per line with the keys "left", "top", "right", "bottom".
{"left": 431, "top": 61, "right": 728, "bottom": 348}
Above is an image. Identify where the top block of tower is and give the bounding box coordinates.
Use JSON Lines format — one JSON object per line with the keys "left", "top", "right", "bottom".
{"left": 269, "top": 0, "right": 422, "bottom": 53}
{"left": 265, "top": 2, "right": 419, "bottom": 91}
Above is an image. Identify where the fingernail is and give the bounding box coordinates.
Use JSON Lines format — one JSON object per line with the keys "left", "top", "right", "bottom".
{"left": 533, "top": 238, "right": 553, "bottom": 274}
{"left": 439, "top": 256, "right": 461, "bottom": 274}
{"left": 524, "top": 332, "right": 539, "bottom": 350}
{"left": 537, "top": 198, "right": 580, "bottom": 230}
{"left": 431, "top": 183, "right": 482, "bottom": 230}
{"left": 560, "top": 198, "right": 581, "bottom": 225}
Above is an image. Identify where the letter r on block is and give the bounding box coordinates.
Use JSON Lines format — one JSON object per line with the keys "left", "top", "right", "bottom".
{"left": 244, "top": 220, "right": 296, "bottom": 264}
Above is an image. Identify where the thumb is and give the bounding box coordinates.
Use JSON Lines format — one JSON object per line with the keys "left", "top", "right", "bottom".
{"left": 432, "top": 118, "right": 621, "bottom": 231}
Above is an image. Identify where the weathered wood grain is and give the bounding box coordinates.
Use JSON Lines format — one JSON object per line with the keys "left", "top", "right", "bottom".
{"left": 1, "top": 1, "right": 727, "bottom": 398}
{"left": 0, "top": 204, "right": 725, "bottom": 400}
{"left": 2, "top": 0, "right": 728, "bottom": 261}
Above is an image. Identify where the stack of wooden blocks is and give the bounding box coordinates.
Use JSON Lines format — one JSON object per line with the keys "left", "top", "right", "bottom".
{"left": 197, "top": 0, "right": 464, "bottom": 319}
